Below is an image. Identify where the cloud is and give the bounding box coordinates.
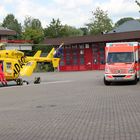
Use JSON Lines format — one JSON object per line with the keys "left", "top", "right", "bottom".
{"left": 96, "top": 0, "right": 140, "bottom": 22}
{"left": 0, "top": 0, "right": 139, "bottom": 27}
{"left": 0, "top": 5, "right": 8, "bottom": 21}
{"left": 54, "top": 0, "right": 93, "bottom": 8}
{"left": 13, "top": 0, "right": 94, "bottom": 27}
{"left": 3, "top": 0, "right": 13, "bottom": 3}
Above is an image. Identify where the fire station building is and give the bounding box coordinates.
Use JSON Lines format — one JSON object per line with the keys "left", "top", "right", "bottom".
{"left": 0, "top": 27, "right": 32, "bottom": 50}
{"left": 44, "top": 20, "right": 140, "bottom": 71}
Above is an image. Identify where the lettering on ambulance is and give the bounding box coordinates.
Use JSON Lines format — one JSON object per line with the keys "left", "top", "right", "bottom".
{"left": 13, "top": 56, "right": 26, "bottom": 77}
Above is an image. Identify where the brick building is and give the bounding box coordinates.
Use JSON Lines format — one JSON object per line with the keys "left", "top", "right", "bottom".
{"left": 44, "top": 20, "right": 140, "bottom": 71}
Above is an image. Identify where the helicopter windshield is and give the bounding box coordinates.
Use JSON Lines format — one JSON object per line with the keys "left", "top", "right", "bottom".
{"left": 107, "top": 52, "right": 134, "bottom": 63}
{"left": 0, "top": 43, "right": 6, "bottom": 50}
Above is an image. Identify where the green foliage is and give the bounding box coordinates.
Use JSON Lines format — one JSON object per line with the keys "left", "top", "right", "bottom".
{"left": 44, "top": 18, "right": 63, "bottom": 38}
{"left": 86, "top": 7, "right": 113, "bottom": 35}
{"left": 136, "top": 0, "right": 140, "bottom": 12}
{"left": 44, "top": 18, "right": 83, "bottom": 38}
{"left": 22, "top": 28, "right": 44, "bottom": 44}
{"left": 136, "top": 19, "right": 140, "bottom": 22}
{"left": 2, "top": 14, "right": 22, "bottom": 38}
{"left": 23, "top": 46, "right": 54, "bottom": 72}
{"left": 114, "top": 17, "right": 134, "bottom": 27}
{"left": 33, "top": 45, "right": 53, "bottom": 53}
{"left": 61, "top": 25, "right": 83, "bottom": 37}
{"left": 35, "top": 62, "right": 54, "bottom": 72}
{"left": 22, "top": 16, "right": 44, "bottom": 44}
{"left": 2, "top": 10, "right": 139, "bottom": 41}
{"left": 79, "top": 27, "right": 89, "bottom": 35}
{"left": 24, "top": 16, "right": 42, "bottom": 29}
{"left": 22, "top": 50, "right": 34, "bottom": 56}
{"left": 136, "top": 0, "right": 140, "bottom": 7}
{"left": 136, "top": 0, "right": 140, "bottom": 5}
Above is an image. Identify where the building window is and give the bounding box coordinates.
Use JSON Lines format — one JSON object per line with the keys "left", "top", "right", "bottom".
{"left": 66, "top": 55, "right": 71, "bottom": 65}
{"left": 80, "top": 56, "right": 84, "bottom": 65}
{"left": 59, "top": 48, "right": 64, "bottom": 60}
{"left": 92, "top": 47, "right": 98, "bottom": 64}
{"left": 79, "top": 44, "right": 84, "bottom": 49}
{"left": 80, "top": 49, "right": 84, "bottom": 55}
{"left": 65, "top": 47, "right": 71, "bottom": 65}
{"left": 66, "top": 48, "right": 70, "bottom": 55}
{"left": 100, "top": 47, "right": 105, "bottom": 64}
{"left": 72, "top": 45, "right": 77, "bottom": 48}
{"left": 65, "top": 45, "right": 70, "bottom": 49}
{"left": 85, "top": 44, "right": 89, "bottom": 48}
{"left": 72, "top": 48, "right": 78, "bottom": 65}
{"left": 60, "top": 61, "right": 65, "bottom": 66}
{"left": 79, "top": 49, "right": 84, "bottom": 65}
{"left": 73, "top": 55, "right": 78, "bottom": 65}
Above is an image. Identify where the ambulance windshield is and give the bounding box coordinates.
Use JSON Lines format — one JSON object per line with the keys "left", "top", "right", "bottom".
{"left": 107, "top": 52, "right": 134, "bottom": 63}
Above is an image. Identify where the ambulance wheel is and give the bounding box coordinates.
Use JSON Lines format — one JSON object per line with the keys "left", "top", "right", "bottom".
{"left": 16, "top": 78, "right": 23, "bottom": 85}
{"left": 104, "top": 77, "right": 111, "bottom": 85}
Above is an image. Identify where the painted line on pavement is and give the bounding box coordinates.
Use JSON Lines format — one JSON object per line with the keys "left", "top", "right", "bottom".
{"left": 0, "top": 80, "right": 73, "bottom": 90}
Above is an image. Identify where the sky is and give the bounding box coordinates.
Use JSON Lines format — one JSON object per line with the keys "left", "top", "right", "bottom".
{"left": 0, "top": 0, "right": 139, "bottom": 28}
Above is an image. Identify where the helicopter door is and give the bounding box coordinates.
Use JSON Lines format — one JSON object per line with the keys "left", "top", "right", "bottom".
{"left": 5, "top": 62, "right": 12, "bottom": 74}
{"left": 0, "top": 61, "right": 3, "bottom": 72}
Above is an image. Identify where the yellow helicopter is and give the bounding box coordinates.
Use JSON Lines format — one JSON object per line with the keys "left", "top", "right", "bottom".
{"left": 0, "top": 42, "right": 63, "bottom": 86}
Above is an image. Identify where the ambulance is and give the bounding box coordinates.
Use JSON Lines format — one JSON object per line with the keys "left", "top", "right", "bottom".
{"left": 104, "top": 42, "right": 140, "bottom": 85}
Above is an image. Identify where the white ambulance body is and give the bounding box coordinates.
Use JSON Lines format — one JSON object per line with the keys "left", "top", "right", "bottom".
{"left": 104, "top": 42, "right": 140, "bottom": 85}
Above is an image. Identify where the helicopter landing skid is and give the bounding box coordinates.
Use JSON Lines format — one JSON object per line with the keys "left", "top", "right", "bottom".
{"left": 34, "top": 77, "right": 41, "bottom": 84}
{"left": 23, "top": 80, "right": 29, "bottom": 85}
{"left": 16, "top": 78, "right": 29, "bottom": 85}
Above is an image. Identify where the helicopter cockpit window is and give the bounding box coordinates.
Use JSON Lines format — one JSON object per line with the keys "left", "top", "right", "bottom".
{"left": 6, "top": 62, "right": 12, "bottom": 69}
{"left": 0, "top": 44, "right": 6, "bottom": 50}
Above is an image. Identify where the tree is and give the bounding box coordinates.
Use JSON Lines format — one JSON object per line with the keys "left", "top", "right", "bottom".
{"left": 79, "top": 27, "right": 89, "bottom": 35}
{"left": 136, "top": 0, "right": 140, "bottom": 8}
{"left": 44, "top": 18, "right": 83, "bottom": 38}
{"left": 86, "top": 7, "right": 113, "bottom": 35}
{"left": 24, "top": 16, "right": 42, "bottom": 29}
{"left": 2, "top": 14, "right": 22, "bottom": 38}
{"left": 61, "top": 25, "right": 83, "bottom": 37}
{"left": 22, "top": 16, "right": 44, "bottom": 44}
{"left": 44, "top": 18, "right": 63, "bottom": 38}
{"left": 115, "top": 17, "right": 134, "bottom": 27}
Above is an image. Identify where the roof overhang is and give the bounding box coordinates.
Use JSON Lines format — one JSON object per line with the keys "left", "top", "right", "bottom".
{"left": 43, "top": 30, "right": 140, "bottom": 45}
{"left": 0, "top": 28, "right": 17, "bottom": 36}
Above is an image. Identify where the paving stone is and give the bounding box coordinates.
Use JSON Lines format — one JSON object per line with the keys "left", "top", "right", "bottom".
{"left": 0, "top": 71, "right": 140, "bottom": 140}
